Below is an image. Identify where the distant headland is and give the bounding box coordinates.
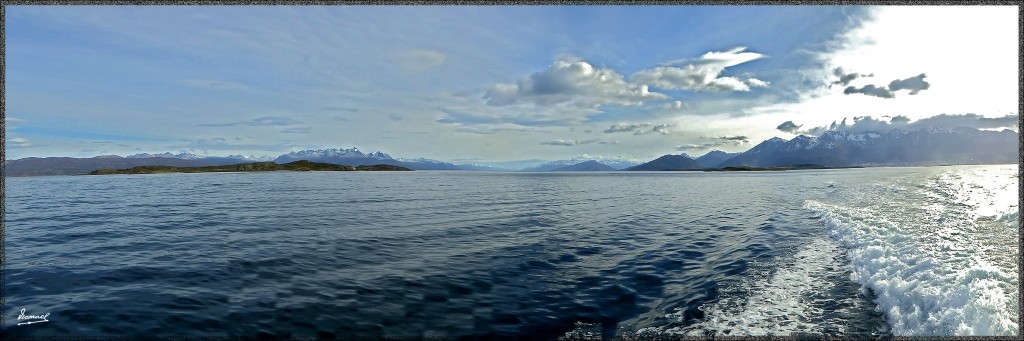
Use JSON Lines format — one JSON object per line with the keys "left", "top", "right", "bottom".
{"left": 88, "top": 160, "right": 412, "bottom": 175}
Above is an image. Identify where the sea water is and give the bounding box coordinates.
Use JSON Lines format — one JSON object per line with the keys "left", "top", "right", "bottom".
{"left": 3, "top": 165, "right": 1017, "bottom": 338}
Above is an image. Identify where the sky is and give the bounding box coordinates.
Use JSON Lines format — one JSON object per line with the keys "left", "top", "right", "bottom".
{"left": 4, "top": 5, "right": 1019, "bottom": 164}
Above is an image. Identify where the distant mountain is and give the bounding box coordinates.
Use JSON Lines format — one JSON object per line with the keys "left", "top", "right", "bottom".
{"left": 4, "top": 147, "right": 503, "bottom": 176}
{"left": 549, "top": 160, "right": 617, "bottom": 171}
{"left": 695, "top": 150, "right": 742, "bottom": 168}
{"left": 3, "top": 156, "right": 241, "bottom": 176}
{"left": 522, "top": 157, "right": 639, "bottom": 171}
{"left": 719, "top": 127, "right": 1019, "bottom": 167}
{"left": 625, "top": 154, "right": 703, "bottom": 171}
{"left": 275, "top": 148, "right": 393, "bottom": 166}
{"left": 128, "top": 152, "right": 274, "bottom": 162}
{"left": 275, "top": 148, "right": 491, "bottom": 170}
{"left": 89, "top": 160, "right": 413, "bottom": 175}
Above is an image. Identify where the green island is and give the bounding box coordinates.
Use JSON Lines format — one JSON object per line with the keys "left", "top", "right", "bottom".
{"left": 88, "top": 160, "right": 413, "bottom": 175}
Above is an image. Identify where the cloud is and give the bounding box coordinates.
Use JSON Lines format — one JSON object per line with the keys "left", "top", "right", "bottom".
{"left": 178, "top": 79, "right": 248, "bottom": 91}
{"left": 281, "top": 127, "right": 312, "bottom": 134}
{"left": 712, "top": 135, "right": 750, "bottom": 143}
{"left": 843, "top": 84, "right": 894, "bottom": 98}
{"left": 631, "top": 47, "right": 768, "bottom": 92}
{"left": 540, "top": 139, "right": 600, "bottom": 146}
{"left": 7, "top": 137, "right": 32, "bottom": 147}
{"left": 675, "top": 135, "right": 749, "bottom": 152}
{"left": 484, "top": 58, "right": 666, "bottom": 108}
{"left": 199, "top": 116, "right": 302, "bottom": 127}
{"left": 788, "top": 113, "right": 1018, "bottom": 136}
{"left": 777, "top": 120, "right": 802, "bottom": 133}
{"left": 830, "top": 67, "right": 873, "bottom": 87}
{"left": 745, "top": 78, "right": 770, "bottom": 88}
{"left": 888, "top": 73, "right": 930, "bottom": 94}
{"left": 603, "top": 122, "right": 672, "bottom": 135}
{"left": 676, "top": 143, "right": 718, "bottom": 151}
{"left": 838, "top": 71, "right": 930, "bottom": 98}
{"left": 394, "top": 48, "right": 447, "bottom": 72}
{"left": 662, "top": 101, "right": 686, "bottom": 110}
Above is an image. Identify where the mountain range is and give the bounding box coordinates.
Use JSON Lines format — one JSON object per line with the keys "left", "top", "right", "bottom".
{"left": 520, "top": 157, "right": 639, "bottom": 171}
{"left": 3, "top": 126, "right": 1017, "bottom": 176}
{"left": 719, "top": 127, "right": 1018, "bottom": 167}
{"left": 549, "top": 160, "right": 618, "bottom": 171}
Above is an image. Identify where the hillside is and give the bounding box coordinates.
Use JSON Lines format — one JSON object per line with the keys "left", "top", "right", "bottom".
{"left": 625, "top": 154, "right": 703, "bottom": 171}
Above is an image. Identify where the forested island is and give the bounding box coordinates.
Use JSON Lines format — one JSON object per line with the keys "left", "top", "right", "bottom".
{"left": 88, "top": 160, "right": 412, "bottom": 175}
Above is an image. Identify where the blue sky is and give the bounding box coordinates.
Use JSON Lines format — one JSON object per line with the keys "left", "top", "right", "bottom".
{"left": 5, "top": 5, "right": 1019, "bottom": 163}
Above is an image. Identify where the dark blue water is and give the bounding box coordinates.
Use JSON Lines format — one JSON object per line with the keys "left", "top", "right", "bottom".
{"left": 5, "top": 168, "right": 1010, "bottom": 338}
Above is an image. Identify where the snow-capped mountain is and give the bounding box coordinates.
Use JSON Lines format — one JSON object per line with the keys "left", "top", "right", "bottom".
{"left": 521, "top": 156, "right": 640, "bottom": 171}
{"left": 127, "top": 152, "right": 205, "bottom": 160}
{"left": 126, "top": 152, "right": 273, "bottom": 162}
{"left": 719, "top": 127, "right": 1018, "bottom": 167}
{"left": 274, "top": 147, "right": 404, "bottom": 168}
{"left": 549, "top": 160, "right": 618, "bottom": 171}
{"left": 275, "top": 148, "right": 498, "bottom": 170}
{"left": 275, "top": 148, "right": 393, "bottom": 162}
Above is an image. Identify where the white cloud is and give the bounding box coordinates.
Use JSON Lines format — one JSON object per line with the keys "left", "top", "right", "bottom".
{"left": 484, "top": 58, "right": 667, "bottom": 108}
{"left": 603, "top": 122, "right": 673, "bottom": 135}
{"left": 662, "top": 100, "right": 686, "bottom": 110}
{"left": 751, "top": 6, "right": 1018, "bottom": 132}
{"left": 540, "top": 139, "right": 600, "bottom": 146}
{"left": 394, "top": 48, "right": 447, "bottom": 72}
{"left": 631, "top": 47, "right": 768, "bottom": 92}
{"left": 8, "top": 137, "right": 32, "bottom": 147}
{"left": 745, "top": 78, "right": 770, "bottom": 88}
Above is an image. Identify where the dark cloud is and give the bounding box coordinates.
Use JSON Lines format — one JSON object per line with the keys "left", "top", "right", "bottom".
{"left": 843, "top": 84, "right": 895, "bottom": 98}
{"left": 831, "top": 67, "right": 873, "bottom": 87}
{"left": 199, "top": 116, "right": 302, "bottom": 127}
{"left": 836, "top": 70, "right": 930, "bottom": 98}
{"left": 777, "top": 120, "right": 802, "bottom": 133}
{"left": 715, "top": 135, "right": 749, "bottom": 143}
{"left": 887, "top": 74, "right": 930, "bottom": 95}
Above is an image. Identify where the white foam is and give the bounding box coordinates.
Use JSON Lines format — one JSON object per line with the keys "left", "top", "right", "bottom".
{"left": 642, "top": 238, "right": 864, "bottom": 336}
{"left": 805, "top": 198, "right": 1018, "bottom": 336}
